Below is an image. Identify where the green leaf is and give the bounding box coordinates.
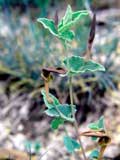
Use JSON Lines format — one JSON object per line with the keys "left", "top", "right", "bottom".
{"left": 57, "top": 104, "right": 76, "bottom": 117}
{"left": 51, "top": 118, "right": 64, "bottom": 130}
{"left": 24, "top": 140, "right": 41, "bottom": 153}
{"left": 34, "top": 141, "right": 41, "bottom": 153}
{"left": 58, "top": 5, "right": 72, "bottom": 29}
{"left": 63, "top": 56, "right": 105, "bottom": 75}
{"left": 58, "top": 21, "right": 74, "bottom": 33}
{"left": 41, "top": 89, "right": 60, "bottom": 109}
{"left": 63, "top": 136, "right": 81, "bottom": 153}
{"left": 89, "top": 149, "right": 99, "bottom": 160}
{"left": 57, "top": 104, "right": 76, "bottom": 121}
{"left": 37, "top": 18, "right": 58, "bottom": 36}
{"left": 58, "top": 7, "right": 88, "bottom": 33}
{"left": 72, "top": 10, "right": 89, "bottom": 23}
{"left": 92, "top": 136, "right": 98, "bottom": 141}
{"left": 24, "top": 140, "right": 32, "bottom": 151}
{"left": 98, "top": 116, "right": 104, "bottom": 129}
{"left": 88, "top": 116, "right": 105, "bottom": 131}
{"left": 45, "top": 108, "right": 59, "bottom": 117}
{"left": 58, "top": 30, "right": 75, "bottom": 41}
{"left": 44, "top": 104, "right": 76, "bottom": 122}
{"left": 62, "top": 5, "right": 72, "bottom": 25}
{"left": 88, "top": 123, "right": 100, "bottom": 130}
{"left": 37, "top": 5, "right": 88, "bottom": 42}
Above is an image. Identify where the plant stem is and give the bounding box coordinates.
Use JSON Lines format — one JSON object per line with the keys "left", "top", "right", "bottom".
{"left": 28, "top": 147, "right": 32, "bottom": 160}
{"left": 69, "top": 75, "right": 87, "bottom": 160}
{"left": 63, "top": 125, "right": 69, "bottom": 136}
{"left": 98, "top": 146, "right": 106, "bottom": 160}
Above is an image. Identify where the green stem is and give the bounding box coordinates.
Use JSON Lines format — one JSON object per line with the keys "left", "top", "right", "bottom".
{"left": 28, "top": 147, "right": 32, "bottom": 160}
{"left": 63, "top": 125, "right": 69, "bottom": 136}
{"left": 69, "top": 76, "right": 87, "bottom": 160}
{"left": 64, "top": 41, "right": 87, "bottom": 160}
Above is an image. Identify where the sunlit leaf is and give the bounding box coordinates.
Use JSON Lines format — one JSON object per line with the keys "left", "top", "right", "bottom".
{"left": 57, "top": 104, "right": 76, "bottom": 117}
{"left": 45, "top": 104, "right": 75, "bottom": 122}
{"left": 72, "top": 10, "right": 89, "bottom": 23}
{"left": 59, "top": 30, "right": 75, "bottom": 41}
{"left": 63, "top": 136, "right": 81, "bottom": 153}
{"left": 51, "top": 118, "right": 64, "bottom": 130}
{"left": 98, "top": 116, "right": 105, "bottom": 129}
{"left": 62, "top": 5, "right": 72, "bottom": 25}
{"left": 88, "top": 123, "right": 100, "bottom": 130}
{"left": 45, "top": 108, "right": 59, "bottom": 117}
{"left": 37, "top": 5, "right": 88, "bottom": 42}
{"left": 89, "top": 149, "right": 99, "bottom": 160}
{"left": 63, "top": 56, "right": 105, "bottom": 75}
{"left": 41, "top": 89, "right": 60, "bottom": 109}
{"left": 88, "top": 116, "right": 105, "bottom": 131}
{"left": 58, "top": 5, "right": 72, "bottom": 29}
{"left": 34, "top": 141, "right": 41, "bottom": 153}
{"left": 58, "top": 8, "right": 88, "bottom": 33}
{"left": 37, "top": 18, "right": 58, "bottom": 36}
{"left": 92, "top": 136, "right": 98, "bottom": 141}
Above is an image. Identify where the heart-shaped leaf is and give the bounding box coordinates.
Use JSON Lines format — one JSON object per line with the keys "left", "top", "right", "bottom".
{"left": 37, "top": 18, "right": 58, "bottom": 36}
{"left": 88, "top": 116, "right": 105, "bottom": 131}
{"left": 63, "top": 56, "right": 105, "bottom": 75}
{"left": 45, "top": 104, "right": 76, "bottom": 122}
{"left": 37, "top": 5, "right": 88, "bottom": 42}
{"left": 92, "top": 136, "right": 98, "bottom": 141}
{"left": 51, "top": 118, "right": 64, "bottom": 130}
{"left": 45, "top": 108, "right": 60, "bottom": 117}
{"left": 89, "top": 149, "right": 99, "bottom": 160}
{"left": 58, "top": 5, "right": 72, "bottom": 30}
{"left": 57, "top": 104, "right": 76, "bottom": 117}
{"left": 41, "top": 89, "right": 60, "bottom": 109}
{"left": 98, "top": 116, "right": 104, "bottom": 129}
{"left": 62, "top": 5, "right": 72, "bottom": 26}
{"left": 58, "top": 30, "right": 75, "bottom": 41}
{"left": 58, "top": 8, "right": 88, "bottom": 33}
{"left": 88, "top": 123, "right": 100, "bottom": 130}
{"left": 72, "top": 10, "right": 89, "bottom": 23}
{"left": 63, "top": 136, "right": 81, "bottom": 153}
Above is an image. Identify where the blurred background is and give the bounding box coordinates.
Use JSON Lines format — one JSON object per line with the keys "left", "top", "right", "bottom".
{"left": 0, "top": 0, "right": 120, "bottom": 159}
